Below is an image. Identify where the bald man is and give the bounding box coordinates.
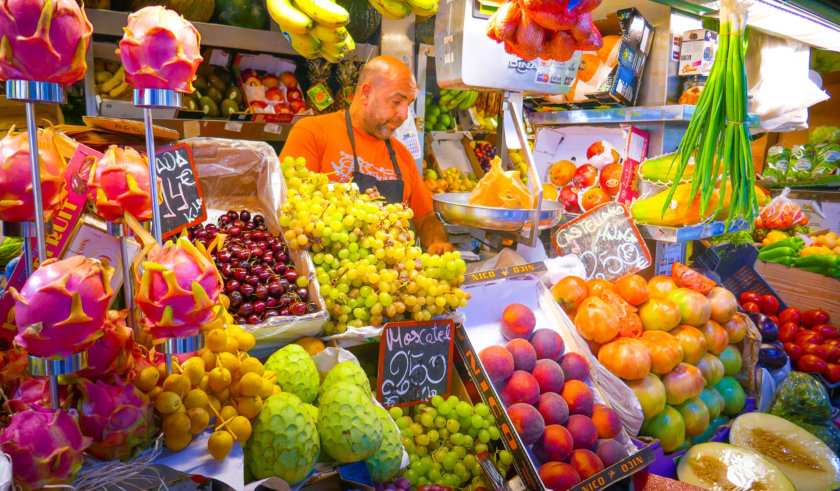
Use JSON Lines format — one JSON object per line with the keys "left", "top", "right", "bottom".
{"left": 280, "top": 56, "right": 453, "bottom": 254}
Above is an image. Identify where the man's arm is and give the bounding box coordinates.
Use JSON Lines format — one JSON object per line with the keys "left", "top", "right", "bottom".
{"left": 415, "top": 211, "right": 454, "bottom": 255}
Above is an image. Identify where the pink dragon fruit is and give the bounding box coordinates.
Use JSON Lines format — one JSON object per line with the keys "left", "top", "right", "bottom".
{"left": 125, "top": 344, "right": 164, "bottom": 383}
{"left": 116, "top": 6, "right": 203, "bottom": 93}
{"left": 87, "top": 145, "right": 154, "bottom": 222}
{"left": 0, "top": 125, "right": 66, "bottom": 222}
{"left": 4, "top": 377, "right": 48, "bottom": 412}
{"left": 79, "top": 310, "right": 135, "bottom": 379}
{"left": 1, "top": 406, "right": 90, "bottom": 490}
{"left": 0, "top": 0, "right": 93, "bottom": 85}
{"left": 76, "top": 377, "right": 155, "bottom": 461}
{"left": 10, "top": 255, "right": 115, "bottom": 358}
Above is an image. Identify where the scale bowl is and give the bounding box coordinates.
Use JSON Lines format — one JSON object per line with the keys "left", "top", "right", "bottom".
{"left": 433, "top": 193, "right": 564, "bottom": 232}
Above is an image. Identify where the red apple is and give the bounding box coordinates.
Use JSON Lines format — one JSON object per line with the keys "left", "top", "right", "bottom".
{"left": 265, "top": 87, "right": 285, "bottom": 102}
{"left": 274, "top": 102, "right": 292, "bottom": 114}
{"left": 599, "top": 163, "right": 622, "bottom": 196}
{"left": 559, "top": 185, "right": 581, "bottom": 214}
{"left": 286, "top": 87, "right": 303, "bottom": 101}
{"left": 249, "top": 100, "right": 268, "bottom": 112}
{"left": 280, "top": 71, "right": 298, "bottom": 88}
{"left": 289, "top": 99, "right": 307, "bottom": 114}
{"left": 572, "top": 164, "right": 598, "bottom": 189}
{"left": 261, "top": 74, "right": 280, "bottom": 89}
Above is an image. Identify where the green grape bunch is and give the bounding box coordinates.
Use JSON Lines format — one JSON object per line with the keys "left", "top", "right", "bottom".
{"left": 279, "top": 156, "right": 470, "bottom": 335}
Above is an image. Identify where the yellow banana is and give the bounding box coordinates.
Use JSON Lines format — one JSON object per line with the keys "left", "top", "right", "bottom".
{"left": 405, "top": 0, "right": 437, "bottom": 14}
{"left": 109, "top": 80, "right": 129, "bottom": 98}
{"left": 320, "top": 35, "right": 355, "bottom": 59}
{"left": 287, "top": 31, "right": 321, "bottom": 58}
{"left": 368, "top": 0, "right": 411, "bottom": 20}
{"left": 291, "top": 0, "right": 349, "bottom": 29}
{"left": 313, "top": 24, "right": 349, "bottom": 44}
{"left": 100, "top": 65, "right": 125, "bottom": 93}
{"left": 266, "top": 0, "right": 313, "bottom": 35}
{"left": 410, "top": 3, "right": 437, "bottom": 18}
{"left": 319, "top": 49, "right": 342, "bottom": 63}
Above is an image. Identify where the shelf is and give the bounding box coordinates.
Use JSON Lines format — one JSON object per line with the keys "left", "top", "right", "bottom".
{"left": 638, "top": 220, "right": 751, "bottom": 243}
{"left": 529, "top": 104, "right": 761, "bottom": 127}
{"left": 150, "top": 118, "right": 304, "bottom": 142}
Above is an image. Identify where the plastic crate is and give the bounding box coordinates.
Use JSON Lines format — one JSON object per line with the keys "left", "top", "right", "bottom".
{"left": 692, "top": 243, "right": 787, "bottom": 310}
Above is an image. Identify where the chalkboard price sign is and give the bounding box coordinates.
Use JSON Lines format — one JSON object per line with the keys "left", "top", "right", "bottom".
{"left": 154, "top": 144, "right": 206, "bottom": 239}
{"left": 553, "top": 202, "right": 651, "bottom": 281}
{"left": 378, "top": 319, "right": 455, "bottom": 408}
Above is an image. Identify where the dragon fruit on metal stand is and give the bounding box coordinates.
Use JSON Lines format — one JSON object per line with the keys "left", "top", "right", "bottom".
{"left": 116, "top": 6, "right": 203, "bottom": 93}
{"left": 4, "top": 377, "right": 51, "bottom": 412}
{"left": 87, "top": 145, "right": 154, "bottom": 223}
{"left": 0, "top": 0, "right": 93, "bottom": 85}
{"left": 79, "top": 309, "right": 135, "bottom": 380}
{"left": 10, "top": 255, "right": 115, "bottom": 358}
{"left": 76, "top": 377, "right": 156, "bottom": 461}
{"left": 1, "top": 406, "right": 90, "bottom": 490}
{"left": 0, "top": 125, "right": 66, "bottom": 222}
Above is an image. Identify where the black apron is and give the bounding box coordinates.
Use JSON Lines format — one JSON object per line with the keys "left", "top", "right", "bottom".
{"left": 345, "top": 109, "right": 405, "bottom": 205}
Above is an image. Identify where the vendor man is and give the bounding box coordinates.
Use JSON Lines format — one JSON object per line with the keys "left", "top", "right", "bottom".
{"left": 280, "top": 56, "right": 453, "bottom": 254}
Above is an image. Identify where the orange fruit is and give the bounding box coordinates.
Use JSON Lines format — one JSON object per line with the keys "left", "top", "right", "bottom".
{"left": 587, "top": 278, "right": 615, "bottom": 297}
{"left": 549, "top": 160, "right": 576, "bottom": 187}
{"left": 614, "top": 274, "right": 649, "bottom": 306}
{"left": 577, "top": 53, "right": 602, "bottom": 83}
{"left": 597, "top": 35, "right": 621, "bottom": 64}
{"left": 542, "top": 183, "right": 559, "bottom": 201}
{"left": 551, "top": 276, "right": 589, "bottom": 313}
{"left": 581, "top": 187, "right": 611, "bottom": 211}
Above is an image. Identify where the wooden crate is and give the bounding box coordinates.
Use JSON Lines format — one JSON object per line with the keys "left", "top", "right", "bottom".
{"left": 755, "top": 260, "right": 840, "bottom": 321}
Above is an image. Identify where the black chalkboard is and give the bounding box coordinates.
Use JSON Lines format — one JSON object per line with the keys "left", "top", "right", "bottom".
{"left": 553, "top": 201, "right": 651, "bottom": 281}
{"left": 155, "top": 144, "right": 206, "bottom": 239}
{"left": 377, "top": 319, "right": 455, "bottom": 408}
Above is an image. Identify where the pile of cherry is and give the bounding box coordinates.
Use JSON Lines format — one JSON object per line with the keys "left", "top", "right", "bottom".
{"left": 188, "top": 210, "right": 316, "bottom": 325}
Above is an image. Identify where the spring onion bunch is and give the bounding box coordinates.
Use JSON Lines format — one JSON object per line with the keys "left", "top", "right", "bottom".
{"left": 662, "top": 0, "right": 755, "bottom": 228}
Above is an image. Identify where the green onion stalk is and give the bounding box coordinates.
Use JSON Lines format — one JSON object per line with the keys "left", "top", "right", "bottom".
{"left": 662, "top": 0, "right": 755, "bottom": 229}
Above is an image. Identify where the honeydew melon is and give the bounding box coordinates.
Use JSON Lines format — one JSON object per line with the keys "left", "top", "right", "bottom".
{"left": 677, "top": 442, "right": 794, "bottom": 490}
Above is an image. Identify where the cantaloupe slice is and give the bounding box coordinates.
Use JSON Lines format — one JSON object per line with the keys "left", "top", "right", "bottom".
{"left": 729, "top": 412, "right": 840, "bottom": 491}
{"left": 677, "top": 442, "right": 795, "bottom": 490}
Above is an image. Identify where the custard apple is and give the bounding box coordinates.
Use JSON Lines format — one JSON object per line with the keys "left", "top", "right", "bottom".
{"left": 317, "top": 382, "right": 382, "bottom": 462}
{"left": 319, "top": 361, "right": 370, "bottom": 399}
{"left": 366, "top": 405, "right": 403, "bottom": 481}
{"left": 303, "top": 403, "right": 318, "bottom": 424}
{"left": 245, "top": 393, "right": 319, "bottom": 484}
{"left": 265, "top": 344, "right": 319, "bottom": 404}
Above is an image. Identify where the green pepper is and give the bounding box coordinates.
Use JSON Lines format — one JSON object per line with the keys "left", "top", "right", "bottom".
{"left": 758, "top": 247, "right": 798, "bottom": 262}
{"left": 793, "top": 254, "right": 840, "bottom": 270}
{"left": 760, "top": 236, "right": 805, "bottom": 253}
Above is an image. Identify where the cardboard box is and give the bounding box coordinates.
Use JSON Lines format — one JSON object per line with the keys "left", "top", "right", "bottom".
{"left": 233, "top": 53, "right": 309, "bottom": 117}
{"left": 678, "top": 29, "right": 717, "bottom": 77}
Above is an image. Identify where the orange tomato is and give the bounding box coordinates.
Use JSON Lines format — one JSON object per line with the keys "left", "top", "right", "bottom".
{"left": 549, "top": 160, "right": 576, "bottom": 187}
{"left": 614, "top": 274, "right": 649, "bottom": 306}
{"left": 551, "top": 276, "right": 589, "bottom": 313}
{"left": 586, "top": 278, "right": 614, "bottom": 297}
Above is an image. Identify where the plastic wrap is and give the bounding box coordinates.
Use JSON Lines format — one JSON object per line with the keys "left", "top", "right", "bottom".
{"left": 756, "top": 187, "right": 808, "bottom": 230}
{"left": 182, "top": 138, "right": 328, "bottom": 357}
{"left": 735, "top": 312, "right": 761, "bottom": 392}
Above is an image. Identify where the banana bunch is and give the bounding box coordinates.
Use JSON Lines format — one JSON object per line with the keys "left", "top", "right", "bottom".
{"left": 439, "top": 89, "right": 479, "bottom": 111}
{"left": 470, "top": 108, "right": 498, "bottom": 131}
{"left": 93, "top": 59, "right": 130, "bottom": 99}
{"left": 474, "top": 91, "right": 503, "bottom": 118}
{"left": 368, "top": 0, "right": 438, "bottom": 20}
{"left": 266, "top": 0, "right": 356, "bottom": 62}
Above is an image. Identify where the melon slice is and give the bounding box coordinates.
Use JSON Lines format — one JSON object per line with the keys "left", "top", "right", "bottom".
{"left": 729, "top": 412, "right": 840, "bottom": 491}
{"left": 677, "top": 442, "right": 794, "bottom": 490}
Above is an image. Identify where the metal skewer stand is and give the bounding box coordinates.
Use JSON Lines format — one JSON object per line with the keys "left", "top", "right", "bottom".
{"left": 7, "top": 79, "right": 86, "bottom": 409}
{"left": 133, "top": 88, "right": 204, "bottom": 375}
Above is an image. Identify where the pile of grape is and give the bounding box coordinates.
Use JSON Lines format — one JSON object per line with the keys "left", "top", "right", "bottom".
{"left": 472, "top": 142, "right": 495, "bottom": 173}
{"left": 279, "top": 156, "right": 470, "bottom": 335}
{"left": 188, "top": 210, "right": 317, "bottom": 325}
{"left": 389, "top": 395, "right": 511, "bottom": 489}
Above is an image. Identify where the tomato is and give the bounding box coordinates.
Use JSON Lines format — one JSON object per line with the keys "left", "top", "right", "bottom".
{"left": 795, "top": 331, "right": 824, "bottom": 346}
{"left": 826, "top": 339, "right": 840, "bottom": 347}
{"left": 768, "top": 314, "right": 779, "bottom": 327}
{"left": 671, "top": 262, "right": 716, "bottom": 294}
{"left": 739, "top": 292, "right": 761, "bottom": 305}
{"left": 802, "top": 310, "right": 831, "bottom": 328}
{"left": 798, "top": 354, "right": 828, "bottom": 375}
{"left": 816, "top": 324, "right": 840, "bottom": 340}
{"left": 758, "top": 295, "right": 779, "bottom": 315}
{"left": 824, "top": 344, "right": 840, "bottom": 363}
{"left": 741, "top": 302, "right": 760, "bottom": 313}
{"left": 826, "top": 363, "right": 840, "bottom": 384}
{"left": 778, "top": 307, "right": 801, "bottom": 326}
{"left": 784, "top": 343, "right": 803, "bottom": 363}
{"left": 803, "top": 343, "right": 829, "bottom": 360}
{"left": 778, "top": 322, "right": 800, "bottom": 343}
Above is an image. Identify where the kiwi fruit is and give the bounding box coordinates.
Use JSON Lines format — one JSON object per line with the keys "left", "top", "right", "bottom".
{"left": 199, "top": 96, "right": 219, "bottom": 118}
{"left": 212, "top": 67, "right": 232, "bottom": 85}
{"left": 193, "top": 75, "right": 209, "bottom": 93}
{"left": 225, "top": 87, "right": 242, "bottom": 105}
{"left": 220, "top": 99, "right": 239, "bottom": 116}
{"left": 182, "top": 94, "right": 199, "bottom": 111}
{"left": 206, "top": 87, "right": 223, "bottom": 104}
{"left": 208, "top": 74, "right": 227, "bottom": 93}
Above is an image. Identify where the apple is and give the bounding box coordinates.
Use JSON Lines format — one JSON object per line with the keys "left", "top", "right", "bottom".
{"left": 572, "top": 164, "right": 598, "bottom": 189}
{"left": 559, "top": 185, "right": 581, "bottom": 214}
{"left": 289, "top": 99, "right": 307, "bottom": 114}
{"left": 599, "top": 163, "right": 623, "bottom": 195}
{"left": 274, "top": 102, "right": 292, "bottom": 114}
{"left": 280, "top": 71, "right": 298, "bottom": 88}
{"left": 286, "top": 87, "right": 303, "bottom": 101}
{"left": 586, "top": 141, "right": 621, "bottom": 169}
{"left": 261, "top": 74, "right": 280, "bottom": 88}
{"left": 249, "top": 100, "right": 268, "bottom": 112}
{"left": 265, "top": 87, "right": 285, "bottom": 102}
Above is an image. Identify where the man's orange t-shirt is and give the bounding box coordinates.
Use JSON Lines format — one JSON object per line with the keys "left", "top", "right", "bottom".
{"left": 279, "top": 111, "right": 433, "bottom": 217}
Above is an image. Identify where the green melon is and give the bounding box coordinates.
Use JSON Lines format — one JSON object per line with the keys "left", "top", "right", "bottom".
{"left": 214, "top": 0, "right": 268, "bottom": 29}
{"left": 677, "top": 442, "right": 794, "bottom": 490}
{"left": 336, "top": 0, "right": 380, "bottom": 43}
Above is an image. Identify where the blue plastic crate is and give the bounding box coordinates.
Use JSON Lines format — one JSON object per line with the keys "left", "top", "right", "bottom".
{"left": 693, "top": 243, "right": 787, "bottom": 310}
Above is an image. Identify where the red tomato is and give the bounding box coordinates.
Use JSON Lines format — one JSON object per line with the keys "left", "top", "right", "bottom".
{"left": 798, "top": 354, "right": 828, "bottom": 375}
{"left": 825, "top": 344, "right": 840, "bottom": 363}
{"left": 778, "top": 322, "right": 800, "bottom": 343}
{"left": 825, "top": 339, "right": 840, "bottom": 347}
{"left": 784, "top": 343, "right": 803, "bottom": 363}
{"left": 816, "top": 324, "right": 840, "bottom": 340}
{"left": 739, "top": 292, "right": 761, "bottom": 305}
{"left": 826, "top": 363, "right": 840, "bottom": 384}
{"left": 796, "top": 331, "right": 824, "bottom": 346}
{"left": 803, "top": 343, "right": 830, "bottom": 360}
{"left": 758, "top": 295, "right": 780, "bottom": 315}
{"left": 779, "top": 307, "right": 801, "bottom": 326}
{"left": 802, "top": 309, "right": 831, "bottom": 328}
{"left": 741, "top": 302, "right": 761, "bottom": 313}
{"left": 768, "top": 314, "right": 780, "bottom": 327}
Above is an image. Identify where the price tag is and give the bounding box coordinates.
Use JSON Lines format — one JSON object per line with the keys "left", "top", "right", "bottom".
{"left": 377, "top": 319, "right": 455, "bottom": 408}
{"left": 155, "top": 144, "right": 207, "bottom": 239}
{"left": 553, "top": 202, "right": 651, "bottom": 281}
{"left": 655, "top": 241, "right": 687, "bottom": 276}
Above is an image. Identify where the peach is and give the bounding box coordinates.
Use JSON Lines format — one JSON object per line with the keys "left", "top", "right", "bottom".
{"left": 533, "top": 359, "right": 566, "bottom": 394}
{"left": 591, "top": 404, "right": 621, "bottom": 439}
{"left": 533, "top": 424, "right": 574, "bottom": 463}
{"left": 537, "top": 392, "right": 570, "bottom": 426}
{"left": 561, "top": 380, "right": 594, "bottom": 416}
{"left": 539, "top": 462, "right": 581, "bottom": 491}
{"left": 507, "top": 403, "right": 545, "bottom": 444}
{"left": 566, "top": 414, "right": 598, "bottom": 450}
{"left": 568, "top": 449, "right": 605, "bottom": 479}
{"left": 531, "top": 328, "right": 565, "bottom": 360}
{"left": 595, "top": 439, "right": 629, "bottom": 467}
{"left": 560, "top": 352, "right": 590, "bottom": 381}
{"left": 479, "top": 345, "right": 514, "bottom": 383}
{"left": 501, "top": 370, "right": 541, "bottom": 405}
{"left": 505, "top": 338, "right": 537, "bottom": 372}
{"left": 501, "top": 303, "right": 536, "bottom": 340}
